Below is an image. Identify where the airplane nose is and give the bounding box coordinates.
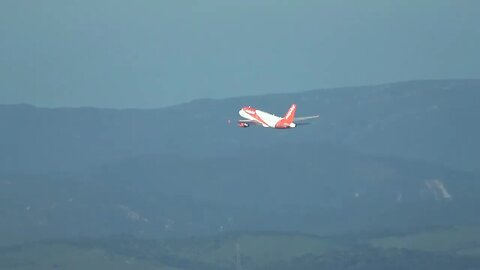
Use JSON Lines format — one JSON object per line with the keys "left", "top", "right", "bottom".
{"left": 239, "top": 109, "right": 246, "bottom": 117}
{"left": 239, "top": 109, "right": 249, "bottom": 119}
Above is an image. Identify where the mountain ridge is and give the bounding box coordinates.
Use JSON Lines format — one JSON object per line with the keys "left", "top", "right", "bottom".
{"left": 3, "top": 78, "right": 479, "bottom": 110}
{"left": 1, "top": 79, "right": 479, "bottom": 245}
{"left": 1, "top": 79, "right": 479, "bottom": 173}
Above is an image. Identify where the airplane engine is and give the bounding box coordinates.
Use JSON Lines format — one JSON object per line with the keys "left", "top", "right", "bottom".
{"left": 238, "top": 122, "right": 249, "bottom": 128}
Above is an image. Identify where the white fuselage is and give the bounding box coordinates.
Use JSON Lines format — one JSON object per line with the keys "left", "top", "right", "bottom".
{"left": 239, "top": 108, "right": 292, "bottom": 128}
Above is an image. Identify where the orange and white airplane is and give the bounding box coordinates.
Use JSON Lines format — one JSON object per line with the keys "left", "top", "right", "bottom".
{"left": 237, "top": 104, "right": 319, "bottom": 129}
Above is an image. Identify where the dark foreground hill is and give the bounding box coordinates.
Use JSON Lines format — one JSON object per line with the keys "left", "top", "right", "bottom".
{"left": 1, "top": 79, "right": 479, "bottom": 174}
{"left": 2, "top": 229, "right": 480, "bottom": 270}
{"left": 1, "top": 143, "right": 479, "bottom": 245}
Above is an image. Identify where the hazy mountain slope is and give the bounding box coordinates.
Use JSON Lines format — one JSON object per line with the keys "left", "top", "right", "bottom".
{"left": 1, "top": 143, "right": 478, "bottom": 245}
{"left": 1, "top": 79, "right": 479, "bottom": 173}
{"left": 1, "top": 79, "right": 479, "bottom": 246}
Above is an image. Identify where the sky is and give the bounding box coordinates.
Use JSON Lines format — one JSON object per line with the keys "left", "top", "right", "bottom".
{"left": 1, "top": 0, "right": 479, "bottom": 108}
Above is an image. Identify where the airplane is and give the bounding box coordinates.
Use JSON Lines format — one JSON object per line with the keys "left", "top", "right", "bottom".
{"left": 237, "top": 104, "right": 319, "bottom": 129}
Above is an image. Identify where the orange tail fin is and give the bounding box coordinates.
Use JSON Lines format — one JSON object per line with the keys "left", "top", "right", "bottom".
{"left": 283, "top": 104, "right": 296, "bottom": 124}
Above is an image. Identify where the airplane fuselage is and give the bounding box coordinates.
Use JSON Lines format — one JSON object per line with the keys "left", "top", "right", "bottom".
{"left": 239, "top": 106, "right": 296, "bottom": 129}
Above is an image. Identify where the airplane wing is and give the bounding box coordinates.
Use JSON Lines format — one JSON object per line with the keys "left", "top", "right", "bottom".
{"left": 294, "top": 115, "right": 320, "bottom": 122}
{"left": 238, "top": 119, "right": 256, "bottom": 123}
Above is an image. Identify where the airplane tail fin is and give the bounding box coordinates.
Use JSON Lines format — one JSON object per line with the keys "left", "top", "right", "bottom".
{"left": 283, "top": 104, "right": 297, "bottom": 124}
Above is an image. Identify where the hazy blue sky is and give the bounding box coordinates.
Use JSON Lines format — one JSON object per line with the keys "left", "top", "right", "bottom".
{"left": 1, "top": 0, "right": 479, "bottom": 108}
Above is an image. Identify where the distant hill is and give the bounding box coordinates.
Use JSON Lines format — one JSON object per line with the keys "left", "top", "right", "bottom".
{"left": 1, "top": 79, "right": 479, "bottom": 173}
{"left": 1, "top": 79, "right": 480, "bottom": 245}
